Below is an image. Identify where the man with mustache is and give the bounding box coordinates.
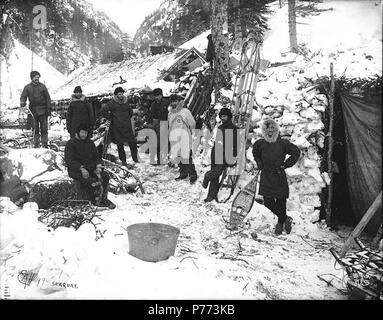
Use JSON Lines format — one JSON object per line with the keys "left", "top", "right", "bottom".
{"left": 20, "top": 70, "right": 51, "bottom": 148}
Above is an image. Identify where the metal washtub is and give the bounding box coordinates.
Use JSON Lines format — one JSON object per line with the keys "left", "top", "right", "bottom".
{"left": 127, "top": 222, "right": 180, "bottom": 262}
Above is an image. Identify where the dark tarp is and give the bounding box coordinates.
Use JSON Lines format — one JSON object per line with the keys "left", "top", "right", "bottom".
{"left": 340, "top": 93, "right": 382, "bottom": 235}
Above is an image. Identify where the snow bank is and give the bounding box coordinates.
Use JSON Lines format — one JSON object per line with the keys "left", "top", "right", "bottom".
{"left": 0, "top": 148, "right": 65, "bottom": 182}
{"left": 263, "top": 0, "right": 382, "bottom": 67}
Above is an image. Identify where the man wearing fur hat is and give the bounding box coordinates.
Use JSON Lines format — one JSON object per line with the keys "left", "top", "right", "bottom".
{"left": 100, "top": 87, "right": 138, "bottom": 166}
{"left": 20, "top": 70, "right": 51, "bottom": 148}
{"left": 66, "top": 86, "right": 94, "bottom": 138}
{"left": 64, "top": 123, "right": 116, "bottom": 209}
{"left": 202, "top": 107, "right": 238, "bottom": 202}
{"left": 168, "top": 94, "right": 198, "bottom": 183}
{"left": 252, "top": 118, "right": 300, "bottom": 235}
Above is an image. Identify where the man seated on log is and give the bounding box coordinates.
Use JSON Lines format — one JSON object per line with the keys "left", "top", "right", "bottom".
{"left": 64, "top": 123, "right": 116, "bottom": 209}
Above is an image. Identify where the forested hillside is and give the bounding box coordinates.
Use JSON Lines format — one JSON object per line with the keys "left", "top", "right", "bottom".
{"left": 0, "top": 0, "right": 126, "bottom": 74}
{"left": 134, "top": 0, "right": 272, "bottom": 54}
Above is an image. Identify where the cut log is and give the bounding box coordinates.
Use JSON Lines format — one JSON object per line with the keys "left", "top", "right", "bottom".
{"left": 28, "top": 179, "right": 90, "bottom": 209}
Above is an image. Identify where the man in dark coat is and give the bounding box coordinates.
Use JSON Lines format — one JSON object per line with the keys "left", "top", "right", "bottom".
{"left": 149, "top": 88, "right": 170, "bottom": 164}
{"left": 202, "top": 107, "right": 238, "bottom": 202}
{"left": 64, "top": 123, "right": 115, "bottom": 209}
{"left": 66, "top": 86, "right": 95, "bottom": 138}
{"left": 20, "top": 70, "right": 51, "bottom": 148}
{"left": 100, "top": 87, "right": 138, "bottom": 166}
{"left": 252, "top": 118, "right": 300, "bottom": 235}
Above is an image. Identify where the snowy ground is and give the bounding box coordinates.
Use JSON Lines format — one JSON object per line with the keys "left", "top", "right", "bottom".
{"left": 1, "top": 146, "right": 356, "bottom": 300}
{"left": 1, "top": 0, "right": 381, "bottom": 301}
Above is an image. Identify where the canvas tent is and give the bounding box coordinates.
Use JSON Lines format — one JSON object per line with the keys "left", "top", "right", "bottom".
{"left": 317, "top": 76, "right": 382, "bottom": 235}
{"left": 337, "top": 87, "right": 381, "bottom": 234}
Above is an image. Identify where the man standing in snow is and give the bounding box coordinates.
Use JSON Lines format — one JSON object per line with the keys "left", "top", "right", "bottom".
{"left": 66, "top": 86, "right": 95, "bottom": 138}
{"left": 168, "top": 94, "right": 198, "bottom": 184}
{"left": 252, "top": 118, "right": 300, "bottom": 235}
{"left": 100, "top": 87, "right": 138, "bottom": 166}
{"left": 20, "top": 70, "right": 51, "bottom": 148}
{"left": 64, "top": 123, "right": 116, "bottom": 209}
{"left": 149, "top": 88, "right": 170, "bottom": 164}
{"left": 202, "top": 107, "right": 238, "bottom": 202}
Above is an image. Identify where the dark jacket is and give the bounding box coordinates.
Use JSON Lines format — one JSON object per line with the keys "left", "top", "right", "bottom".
{"left": 150, "top": 98, "right": 170, "bottom": 123}
{"left": 66, "top": 94, "right": 95, "bottom": 135}
{"left": 252, "top": 119, "right": 300, "bottom": 198}
{"left": 20, "top": 82, "right": 51, "bottom": 116}
{"left": 211, "top": 120, "right": 238, "bottom": 166}
{"left": 64, "top": 135, "right": 102, "bottom": 179}
{"left": 100, "top": 95, "right": 135, "bottom": 144}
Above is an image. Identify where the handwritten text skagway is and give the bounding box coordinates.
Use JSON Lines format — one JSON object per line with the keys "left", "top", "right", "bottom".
{"left": 17, "top": 270, "right": 78, "bottom": 289}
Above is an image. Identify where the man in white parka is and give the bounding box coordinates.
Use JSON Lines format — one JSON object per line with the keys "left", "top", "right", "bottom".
{"left": 168, "top": 94, "right": 198, "bottom": 184}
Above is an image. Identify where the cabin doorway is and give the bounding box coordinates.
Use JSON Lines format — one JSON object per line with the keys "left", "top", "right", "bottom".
{"left": 330, "top": 90, "right": 355, "bottom": 227}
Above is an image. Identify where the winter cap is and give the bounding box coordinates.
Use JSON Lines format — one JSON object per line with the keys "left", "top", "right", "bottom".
{"left": 219, "top": 107, "right": 233, "bottom": 119}
{"left": 114, "top": 87, "right": 125, "bottom": 95}
{"left": 76, "top": 123, "right": 90, "bottom": 133}
{"left": 169, "top": 94, "right": 184, "bottom": 102}
{"left": 152, "top": 88, "right": 163, "bottom": 96}
{"left": 73, "top": 86, "right": 83, "bottom": 93}
{"left": 30, "top": 70, "right": 41, "bottom": 79}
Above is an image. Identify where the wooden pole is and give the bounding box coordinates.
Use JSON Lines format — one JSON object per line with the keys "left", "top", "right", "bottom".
{"left": 288, "top": 0, "right": 298, "bottom": 52}
{"left": 30, "top": 26, "right": 34, "bottom": 71}
{"left": 326, "top": 62, "right": 335, "bottom": 227}
{"left": 339, "top": 191, "right": 382, "bottom": 257}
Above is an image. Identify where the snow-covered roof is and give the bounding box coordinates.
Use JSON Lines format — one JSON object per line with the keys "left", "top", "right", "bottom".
{"left": 158, "top": 47, "right": 206, "bottom": 81}
{"left": 178, "top": 29, "right": 210, "bottom": 54}
{"left": 51, "top": 47, "right": 205, "bottom": 101}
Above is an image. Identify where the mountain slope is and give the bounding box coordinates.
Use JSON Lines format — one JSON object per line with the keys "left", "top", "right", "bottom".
{"left": 1, "top": 0, "right": 126, "bottom": 74}
{"left": 134, "top": 0, "right": 272, "bottom": 55}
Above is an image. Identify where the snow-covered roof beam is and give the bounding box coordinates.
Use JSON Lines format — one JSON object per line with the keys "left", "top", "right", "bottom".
{"left": 158, "top": 47, "right": 206, "bottom": 81}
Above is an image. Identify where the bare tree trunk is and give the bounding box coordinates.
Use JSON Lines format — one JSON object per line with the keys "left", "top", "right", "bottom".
{"left": 232, "top": 0, "right": 243, "bottom": 51}
{"left": 288, "top": 0, "right": 298, "bottom": 52}
{"left": 211, "top": 0, "right": 230, "bottom": 91}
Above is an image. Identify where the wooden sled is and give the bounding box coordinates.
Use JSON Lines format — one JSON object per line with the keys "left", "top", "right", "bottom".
{"left": 228, "top": 170, "right": 261, "bottom": 230}
{"left": 102, "top": 158, "right": 145, "bottom": 194}
{"left": 330, "top": 238, "right": 382, "bottom": 300}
